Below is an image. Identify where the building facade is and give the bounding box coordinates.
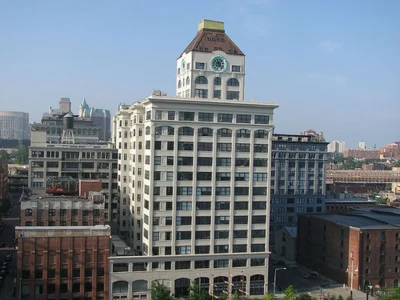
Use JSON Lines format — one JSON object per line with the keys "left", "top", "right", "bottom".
{"left": 110, "top": 19, "right": 278, "bottom": 299}
{"left": 16, "top": 225, "right": 111, "bottom": 300}
{"left": 327, "top": 140, "right": 345, "bottom": 155}
{"left": 0, "top": 110, "right": 30, "bottom": 141}
{"left": 270, "top": 134, "right": 328, "bottom": 242}
{"left": 20, "top": 188, "right": 105, "bottom": 227}
{"left": 380, "top": 142, "right": 400, "bottom": 160}
{"left": 343, "top": 149, "right": 380, "bottom": 159}
{"left": 0, "top": 160, "right": 8, "bottom": 201}
{"left": 79, "top": 98, "right": 112, "bottom": 141}
{"left": 28, "top": 123, "right": 119, "bottom": 233}
{"left": 297, "top": 208, "right": 400, "bottom": 290}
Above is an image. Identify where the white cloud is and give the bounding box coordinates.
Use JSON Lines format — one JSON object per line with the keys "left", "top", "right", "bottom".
{"left": 319, "top": 40, "right": 341, "bottom": 53}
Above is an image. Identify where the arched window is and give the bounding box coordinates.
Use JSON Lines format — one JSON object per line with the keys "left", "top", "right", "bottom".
{"left": 217, "top": 128, "right": 232, "bottom": 137}
{"left": 132, "top": 280, "right": 148, "bottom": 293}
{"left": 255, "top": 130, "right": 268, "bottom": 139}
{"left": 195, "top": 76, "right": 208, "bottom": 84}
{"left": 186, "top": 77, "right": 190, "bottom": 85}
{"left": 112, "top": 281, "right": 128, "bottom": 293}
{"left": 198, "top": 128, "right": 213, "bottom": 136}
{"left": 175, "top": 278, "right": 190, "bottom": 298}
{"left": 236, "top": 129, "right": 251, "bottom": 138}
{"left": 178, "top": 127, "right": 194, "bottom": 136}
{"left": 214, "top": 77, "right": 221, "bottom": 85}
{"left": 145, "top": 126, "right": 150, "bottom": 135}
{"left": 178, "top": 80, "right": 182, "bottom": 88}
{"left": 227, "top": 78, "right": 239, "bottom": 86}
{"left": 250, "top": 275, "right": 264, "bottom": 295}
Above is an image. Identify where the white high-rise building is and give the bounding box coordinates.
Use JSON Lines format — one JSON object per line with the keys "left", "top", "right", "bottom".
{"left": 327, "top": 140, "right": 345, "bottom": 154}
{"left": 110, "top": 20, "right": 278, "bottom": 299}
{"left": 358, "top": 141, "right": 366, "bottom": 149}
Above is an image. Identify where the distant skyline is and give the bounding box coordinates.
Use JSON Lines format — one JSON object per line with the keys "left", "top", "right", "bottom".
{"left": 1, "top": 0, "right": 399, "bottom": 148}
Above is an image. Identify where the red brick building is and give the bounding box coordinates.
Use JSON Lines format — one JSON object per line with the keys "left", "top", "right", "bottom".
{"left": 344, "top": 149, "right": 380, "bottom": 159}
{"left": 15, "top": 225, "right": 111, "bottom": 300}
{"left": 0, "top": 160, "right": 8, "bottom": 201}
{"left": 79, "top": 179, "right": 102, "bottom": 198}
{"left": 298, "top": 208, "right": 400, "bottom": 289}
{"left": 380, "top": 142, "right": 400, "bottom": 160}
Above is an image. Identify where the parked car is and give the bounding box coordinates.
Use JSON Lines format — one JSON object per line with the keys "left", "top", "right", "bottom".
{"left": 304, "top": 271, "right": 319, "bottom": 279}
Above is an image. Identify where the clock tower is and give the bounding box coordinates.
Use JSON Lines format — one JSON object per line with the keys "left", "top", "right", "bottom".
{"left": 176, "top": 20, "right": 245, "bottom": 101}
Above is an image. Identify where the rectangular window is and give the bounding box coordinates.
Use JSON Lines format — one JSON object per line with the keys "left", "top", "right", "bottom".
{"left": 215, "top": 202, "right": 230, "bottom": 210}
{"left": 216, "top": 172, "right": 231, "bottom": 181}
{"left": 155, "top": 110, "right": 162, "bottom": 120}
{"left": 254, "top": 144, "right": 268, "bottom": 152}
{"left": 236, "top": 114, "right": 251, "bottom": 123}
{"left": 196, "top": 62, "right": 205, "bottom": 69}
{"left": 197, "top": 172, "right": 212, "bottom": 181}
{"left": 197, "top": 157, "right": 212, "bottom": 166}
{"left": 177, "top": 187, "right": 193, "bottom": 195}
{"left": 178, "top": 142, "right": 194, "bottom": 150}
{"left": 234, "top": 187, "right": 249, "bottom": 195}
{"left": 235, "top": 172, "right": 249, "bottom": 181}
{"left": 213, "top": 90, "right": 221, "bottom": 99}
{"left": 198, "top": 142, "right": 213, "bottom": 151}
{"left": 177, "top": 202, "right": 192, "bottom": 210}
{"left": 216, "top": 187, "right": 230, "bottom": 196}
{"left": 215, "top": 216, "right": 230, "bottom": 224}
{"left": 168, "top": 111, "right": 175, "bottom": 120}
{"left": 179, "top": 111, "right": 195, "bottom": 121}
{"left": 214, "top": 245, "right": 229, "bottom": 253}
{"left": 236, "top": 143, "right": 250, "bottom": 152}
{"left": 198, "top": 112, "right": 214, "bottom": 122}
{"left": 218, "top": 113, "right": 233, "bottom": 123}
{"left": 178, "top": 157, "right": 193, "bottom": 166}
{"left": 232, "top": 65, "right": 241, "bottom": 72}
{"left": 217, "top": 143, "right": 231, "bottom": 152}
{"left": 227, "top": 91, "right": 240, "bottom": 100}
{"left": 216, "top": 158, "right": 231, "bottom": 166}
{"left": 255, "top": 115, "right": 270, "bottom": 124}
{"left": 194, "top": 89, "right": 208, "bottom": 98}
{"left": 146, "top": 110, "right": 151, "bottom": 120}
{"left": 196, "top": 187, "right": 212, "bottom": 196}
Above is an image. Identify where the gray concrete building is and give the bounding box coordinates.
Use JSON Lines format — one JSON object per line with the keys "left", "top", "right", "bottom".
{"left": 0, "top": 110, "right": 30, "bottom": 141}
{"left": 270, "top": 133, "right": 328, "bottom": 244}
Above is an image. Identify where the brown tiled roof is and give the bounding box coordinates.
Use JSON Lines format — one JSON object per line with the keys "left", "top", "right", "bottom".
{"left": 179, "top": 28, "right": 244, "bottom": 58}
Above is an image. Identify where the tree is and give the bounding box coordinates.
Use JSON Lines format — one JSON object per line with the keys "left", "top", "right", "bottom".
{"left": 188, "top": 280, "right": 211, "bottom": 300}
{"left": 328, "top": 295, "right": 337, "bottom": 300}
{"left": 380, "top": 288, "right": 400, "bottom": 300}
{"left": 232, "top": 290, "right": 240, "bottom": 300}
{"left": 297, "top": 294, "right": 312, "bottom": 300}
{"left": 284, "top": 285, "right": 296, "bottom": 300}
{"left": 338, "top": 295, "right": 344, "bottom": 300}
{"left": 0, "top": 149, "right": 8, "bottom": 162}
{"left": 219, "top": 293, "right": 228, "bottom": 300}
{"left": 150, "top": 281, "right": 173, "bottom": 300}
{"left": 265, "top": 293, "right": 277, "bottom": 300}
{"left": 12, "top": 145, "right": 28, "bottom": 164}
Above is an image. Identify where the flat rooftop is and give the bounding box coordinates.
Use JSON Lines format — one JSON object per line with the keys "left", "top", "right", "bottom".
{"left": 304, "top": 207, "right": 400, "bottom": 229}
{"left": 20, "top": 188, "right": 90, "bottom": 202}
{"left": 15, "top": 225, "right": 111, "bottom": 237}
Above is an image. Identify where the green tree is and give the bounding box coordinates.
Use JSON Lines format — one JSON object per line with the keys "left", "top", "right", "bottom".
{"left": 338, "top": 295, "right": 344, "bottom": 300}
{"left": 0, "top": 149, "right": 9, "bottom": 162}
{"left": 150, "top": 281, "right": 173, "bottom": 300}
{"left": 12, "top": 145, "right": 28, "bottom": 164}
{"left": 232, "top": 290, "right": 240, "bottom": 300}
{"left": 284, "top": 285, "right": 296, "bottom": 300}
{"left": 265, "top": 293, "right": 277, "bottom": 300}
{"left": 188, "top": 281, "right": 211, "bottom": 300}
{"left": 219, "top": 293, "right": 228, "bottom": 300}
{"left": 380, "top": 288, "right": 400, "bottom": 300}
{"left": 297, "top": 294, "right": 312, "bottom": 300}
{"left": 394, "top": 160, "right": 400, "bottom": 167}
{"left": 328, "top": 295, "right": 337, "bottom": 300}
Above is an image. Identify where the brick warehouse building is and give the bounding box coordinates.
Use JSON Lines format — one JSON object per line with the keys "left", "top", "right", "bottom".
{"left": 15, "top": 225, "right": 111, "bottom": 300}
{"left": 297, "top": 207, "right": 400, "bottom": 289}
{"left": 20, "top": 187, "right": 105, "bottom": 226}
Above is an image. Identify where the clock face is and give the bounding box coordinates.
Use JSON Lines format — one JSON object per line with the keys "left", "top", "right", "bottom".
{"left": 181, "top": 59, "right": 186, "bottom": 73}
{"left": 210, "top": 55, "right": 228, "bottom": 73}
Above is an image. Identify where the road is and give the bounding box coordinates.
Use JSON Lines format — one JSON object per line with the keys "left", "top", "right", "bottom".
{"left": 0, "top": 192, "right": 21, "bottom": 300}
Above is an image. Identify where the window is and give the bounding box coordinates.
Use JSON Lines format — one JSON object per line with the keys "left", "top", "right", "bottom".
{"left": 227, "top": 91, "right": 240, "bottom": 100}
{"left": 178, "top": 127, "right": 194, "bottom": 136}
{"left": 218, "top": 113, "right": 233, "bottom": 123}
{"left": 196, "top": 231, "right": 211, "bottom": 239}
{"left": 195, "top": 76, "right": 208, "bottom": 84}
{"left": 217, "top": 143, "right": 232, "bottom": 152}
{"left": 196, "top": 187, "right": 212, "bottom": 196}
{"left": 168, "top": 111, "right": 175, "bottom": 120}
{"left": 179, "top": 112, "right": 195, "bottom": 121}
{"left": 198, "top": 127, "right": 213, "bottom": 136}
{"left": 254, "top": 144, "right": 268, "bottom": 152}
{"left": 253, "top": 173, "right": 267, "bottom": 181}
{"left": 176, "top": 245, "right": 191, "bottom": 254}
{"left": 217, "top": 158, "right": 231, "bottom": 166}
{"left": 216, "top": 172, "right": 231, "bottom": 181}
{"left": 197, "top": 172, "right": 212, "bottom": 181}
{"left": 217, "top": 128, "right": 232, "bottom": 137}
{"left": 227, "top": 78, "right": 239, "bottom": 86}
{"left": 49, "top": 209, "right": 56, "bottom": 216}
{"left": 216, "top": 187, "right": 230, "bottom": 196}
{"left": 216, "top": 202, "right": 230, "bottom": 210}
{"left": 214, "top": 77, "right": 221, "bottom": 85}
{"left": 196, "top": 216, "right": 211, "bottom": 225}
{"left": 236, "top": 114, "right": 251, "bottom": 123}
{"left": 198, "top": 112, "right": 214, "bottom": 122}
{"left": 253, "top": 187, "right": 267, "bottom": 195}
{"left": 213, "top": 90, "right": 221, "bottom": 99}
{"left": 146, "top": 110, "right": 151, "bottom": 120}
{"left": 235, "top": 187, "right": 249, "bottom": 195}
{"left": 236, "top": 143, "right": 250, "bottom": 152}
{"left": 197, "top": 157, "right": 212, "bottom": 166}
{"left": 255, "top": 130, "right": 268, "bottom": 138}
{"left": 198, "top": 142, "right": 213, "bottom": 151}
{"left": 236, "top": 158, "right": 249, "bottom": 167}
{"left": 235, "top": 172, "right": 249, "bottom": 181}
{"left": 195, "top": 89, "right": 208, "bottom": 98}
{"left": 177, "top": 202, "right": 192, "bottom": 210}
{"left": 176, "top": 216, "right": 192, "bottom": 226}
{"left": 236, "top": 129, "right": 250, "bottom": 138}
{"left": 177, "top": 187, "right": 193, "bottom": 195}
{"left": 178, "top": 142, "right": 193, "bottom": 150}
{"left": 177, "top": 172, "right": 193, "bottom": 181}
{"left": 178, "top": 157, "right": 193, "bottom": 166}
{"left": 196, "top": 62, "right": 205, "bottom": 69}
{"left": 215, "top": 216, "right": 230, "bottom": 224}
{"left": 25, "top": 209, "right": 32, "bottom": 216}
{"left": 255, "top": 115, "right": 270, "bottom": 124}
{"left": 232, "top": 65, "right": 241, "bottom": 72}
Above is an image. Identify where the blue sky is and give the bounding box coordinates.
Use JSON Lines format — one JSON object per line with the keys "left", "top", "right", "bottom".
{"left": 0, "top": 0, "right": 399, "bottom": 148}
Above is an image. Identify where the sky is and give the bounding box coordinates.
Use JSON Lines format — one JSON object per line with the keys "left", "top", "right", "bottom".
{"left": 0, "top": 0, "right": 399, "bottom": 148}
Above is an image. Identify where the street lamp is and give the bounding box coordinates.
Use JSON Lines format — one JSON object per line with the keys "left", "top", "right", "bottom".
{"left": 273, "top": 268, "right": 286, "bottom": 295}
{"left": 197, "top": 273, "right": 201, "bottom": 294}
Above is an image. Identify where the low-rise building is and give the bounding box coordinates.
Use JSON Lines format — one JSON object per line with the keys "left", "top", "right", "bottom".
{"left": 297, "top": 207, "right": 400, "bottom": 290}
{"left": 343, "top": 149, "right": 380, "bottom": 159}
{"left": 16, "top": 225, "right": 111, "bottom": 300}
{"left": 380, "top": 142, "right": 400, "bottom": 160}
{"left": 274, "top": 226, "right": 297, "bottom": 261}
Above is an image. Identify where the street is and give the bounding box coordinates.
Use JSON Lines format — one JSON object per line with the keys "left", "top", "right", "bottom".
{"left": 0, "top": 192, "right": 21, "bottom": 300}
